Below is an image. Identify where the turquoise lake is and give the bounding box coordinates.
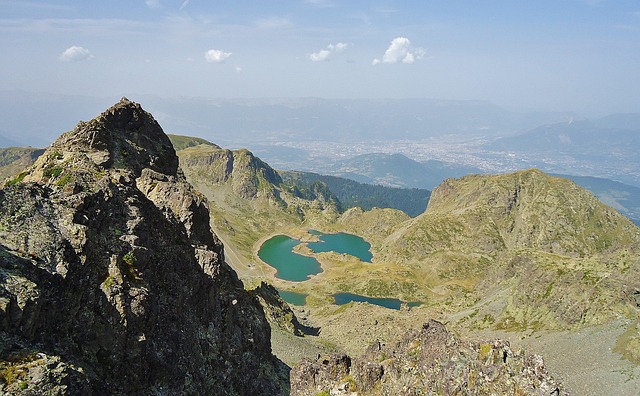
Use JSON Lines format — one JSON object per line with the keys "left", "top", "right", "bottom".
{"left": 277, "top": 290, "right": 308, "bottom": 306}
{"left": 307, "top": 231, "right": 373, "bottom": 262}
{"left": 258, "top": 231, "right": 373, "bottom": 281}
{"left": 333, "top": 292, "right": 422, "bottom": 310}
{"left": 258, "top": 235, "right": 321, "bottom": 282}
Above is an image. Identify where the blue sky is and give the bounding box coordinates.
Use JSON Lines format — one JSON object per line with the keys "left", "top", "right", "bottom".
{"left": 1, "top": 0, "right": 639, "bottom": 115}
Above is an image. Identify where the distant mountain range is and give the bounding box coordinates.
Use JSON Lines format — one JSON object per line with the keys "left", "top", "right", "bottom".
{"left": 486, "top": 115, "right": 640, "bottom": 186}
{"left": 0, "top": 91, "right": 577, "bottom": 147}
{"left": 308, "top": 152, "right": 482, "bottom": 190}
{"left": 2, "top": 91, "right": 637, "bottom": 188}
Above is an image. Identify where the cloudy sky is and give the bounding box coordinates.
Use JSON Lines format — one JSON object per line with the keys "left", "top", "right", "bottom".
{"left": 1, "top": 0, "right": 639, "bottom": 114}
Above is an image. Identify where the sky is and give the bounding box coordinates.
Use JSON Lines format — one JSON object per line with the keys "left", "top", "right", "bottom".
{"left": 1, "top": 0, "right": 640, "bottom": 115}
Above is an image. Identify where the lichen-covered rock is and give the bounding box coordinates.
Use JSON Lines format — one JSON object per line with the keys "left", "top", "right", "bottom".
{"left": 0, "top": 98, "right": 288, "bottom": 395}
{"left": 291, "top": 320, "right": 567, "bottom": 396}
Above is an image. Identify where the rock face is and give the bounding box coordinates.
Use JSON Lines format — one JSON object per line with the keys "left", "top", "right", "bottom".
{"left": 250, "top": 282, "right": 307, "bottom": 337}
{"left": 178, "top": 144, "right": 283, "bottom": 200}
{"left": 0, "top": 98, "right": 288, "bottom": 395}
{"left": 291, "top": 320, "right": 567, "bottom": 396}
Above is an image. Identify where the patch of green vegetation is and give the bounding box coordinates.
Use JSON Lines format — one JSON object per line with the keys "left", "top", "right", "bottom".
{"left": 5, "top": 171, "right": 28, "bottom": 186}
{"left": 315, "top": 391, "right": 330, "bottom": 396}
{"left": 123, "top": 251, "right": 136, "bottom": 266}
{"left": 103, "top": 275, "right": 116, "bottom": 288}
{"left": 55, "top": 173, "right": 72, "bottom": 188}
{"left": 482, "top": 314, "right": 495, "bottom": 324}
{"left": 0, "top": 351, "right": 44, "bottom": 386}
{"left": 0, "top": 366, "right": 21, "bottom": 385}
{"left": 333, "top": 303, "right": 352, "bottom": 315}
{"left": 363, "top": 279, "right": 392, "bottom": 297}
{"left": 495, "top": 313, "right": 527, "bottom": 332}
{"left": 122, "top": 251, "right": 142, "bottom": 281}
{"left": 614, "top": 320, "right": 640, "bottom": 364}
{"left": 43, "top": 165, "right": 63, "bottom": 178}
{"left": 340, "top": 374, "right": 357, "bottom": 392}
{"left": 478, "top": 343, "right": 493, "bottom": 360}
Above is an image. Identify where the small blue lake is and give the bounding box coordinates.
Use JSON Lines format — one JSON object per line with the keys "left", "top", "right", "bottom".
{"left": 307, "top": 231, "right": 373, "bottom": 262}
{"left": 258, "top": 230, "right": 373, "bottom": 282}
{"left": 333, "top": 292, "right": 422, "bottom": 310}
{"left": 277, "top": 289, "right": 308, "bottom": 306}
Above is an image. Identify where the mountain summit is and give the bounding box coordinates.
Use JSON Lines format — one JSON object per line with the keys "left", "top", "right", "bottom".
{"left": 0, "top": 99, "right": 287, "bottom": 394}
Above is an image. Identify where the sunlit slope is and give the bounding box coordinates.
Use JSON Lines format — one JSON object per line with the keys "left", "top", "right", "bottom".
{"left": 379, "top": 169, "right": 640, "bottom": 330}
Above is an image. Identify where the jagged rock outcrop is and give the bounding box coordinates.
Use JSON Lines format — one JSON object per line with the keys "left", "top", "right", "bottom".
{"left": 0, "top": 98, "right": 288, "bottom": 395}
{"left": 291, "top": 320, "right": 567, "bottom": 396}
{"left": 250, "top": 282, "right": 305, "bottom": 337}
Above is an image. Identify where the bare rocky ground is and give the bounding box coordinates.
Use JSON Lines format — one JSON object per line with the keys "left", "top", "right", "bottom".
{"left": 269, "top": 299, "right": 640, "bottom": 395}
{"left": 271, "top": 328, "right": 335, "bottom": 368}
{"left": 470, "top": 320, "right": 640, "bottom": 396}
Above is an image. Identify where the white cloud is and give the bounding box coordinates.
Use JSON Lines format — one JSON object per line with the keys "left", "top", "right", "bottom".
{"left": 332, "top": 42, "right": 348, "bottom": 52}
{"left": 309, "top": 42, "right": 348, "bottom": 62}
{"left": 235, "top": 66, "right": 242, "bottom": 73}
{"left": 204, "top": 49, "right": 231, "bottom": 63}
{"left": 309, "top": 49, "right": 331, "bottom": 62}
{"left": 58, "top": 46, "right": 93, "bottom": 62}
{"left": 179, "top": 0, "right": 190, "bottom": 10}
{"left": 372, "top": 37, "right": 425, "bottom": 65}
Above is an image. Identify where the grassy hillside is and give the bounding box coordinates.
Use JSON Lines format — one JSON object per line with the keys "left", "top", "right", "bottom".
{"left": 379, "top": 169, "right": 640, "bottom": 330}
{"left": 166, "top": 134, "right": 219, "bottom": 151}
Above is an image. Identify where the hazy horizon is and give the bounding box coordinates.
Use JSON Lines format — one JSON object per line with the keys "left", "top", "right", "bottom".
{"left": 2, "top": 1, "right": 640, "bottom": 116}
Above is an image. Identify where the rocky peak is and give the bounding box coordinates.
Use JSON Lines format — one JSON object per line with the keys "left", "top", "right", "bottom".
{"left": 44, "top": 97, "right": 177, "bottom": 177}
